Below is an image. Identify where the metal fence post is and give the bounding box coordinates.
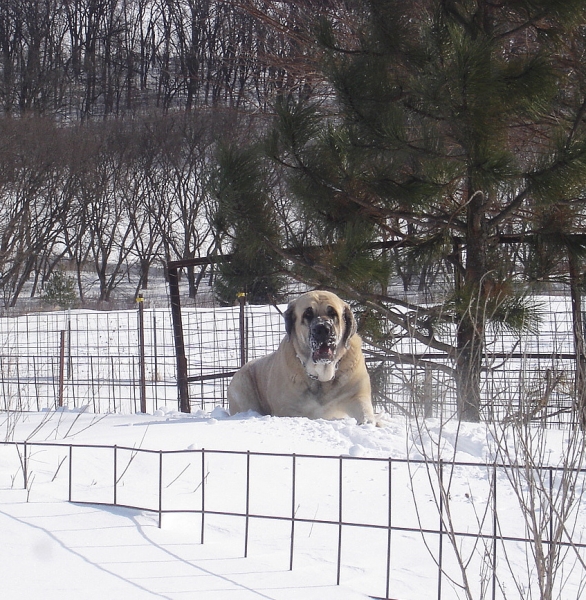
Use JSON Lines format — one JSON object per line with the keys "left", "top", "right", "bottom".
{"left": 137, "top": 294, "right": 147, "bottom": 413}
{"left": 22, "top": 441, "right": 27, "bottom": 490}
{"left": 68, "top": 445, "right": 73, "bottom": 503}
{"left": 58, "top": 330, "right": 66, "bottom": 408}
{"left": 290, "top": 453, "right": 296, "bottom": 571}
{"left": 549, "top": 466, "right": 554, "bottom": 551}
{"left": 67, "top": 310, "right": 72, "bottom": 380}
{"left": 152, "top": 312, "right": 159, "bottom": 398}
{"left": 337, "top": 455, "right": 343, "bottom": 586}
{"left": 113, "top": 445, "right": 118, "bottom": 506}
{"left": 238, "top": 292, "right": 247, "bottom": 367}
{"left": 167, "top": 264, "right": 190, "bottom": 413}
{"left": 200, "top": 448, "right": 206, "bottom": 544}
{"left": 438, "top": 459, "right": 444, "bottom": 600}
{"left": 158, "top": 450, "right": 163, "bottom": 528}
{"left": 492, "top": 463, "right": 498, "bottom": 600}
{"left": 386, "top": 456, "right": 392, "bottom": 600}
{"left": 245, "top": 450, "right": 251, "bottom": 558}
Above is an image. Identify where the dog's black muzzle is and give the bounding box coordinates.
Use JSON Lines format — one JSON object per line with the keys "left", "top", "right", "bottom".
{"left": 310, "top": 318, "right": 337, "bottom": 363}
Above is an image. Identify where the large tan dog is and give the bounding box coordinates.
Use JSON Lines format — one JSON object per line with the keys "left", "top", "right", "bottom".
{"left": 228, "top": 291, "right": 375, "bottom": 424}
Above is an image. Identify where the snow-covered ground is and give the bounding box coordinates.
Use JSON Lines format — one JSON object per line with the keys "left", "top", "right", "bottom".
{"left": 2, "top": 407, "right": 585, "bottom": 600}
{"left": 0, "top": 298, "right": 585, "bottom": 599}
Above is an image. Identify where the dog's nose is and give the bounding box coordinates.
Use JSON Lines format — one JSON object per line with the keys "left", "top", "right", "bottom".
{"left": 311, "top": 320, "right": 332, "bottom": 343}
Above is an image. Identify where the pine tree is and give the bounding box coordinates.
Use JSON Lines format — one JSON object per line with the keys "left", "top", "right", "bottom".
{"left": 213, "top": 0, "right": 586, "bottom": 421}
{"left": 210, "top": 144, "right": 287, "bottom": 305}
{"left": 42, "top": 270, "right": 78, "bottom": 309}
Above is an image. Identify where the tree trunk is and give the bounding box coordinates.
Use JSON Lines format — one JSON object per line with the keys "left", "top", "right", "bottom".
{"left": 568, "top": 252, "right": 586, "bottom": 428}
{"left": 455, "top": 320, "right": 482, "bottom": 422}
{"left": 140, "top": 258, "right": 150, "bottom": 290}
{"left": 455, "top": 188, "right": 487, "bottom": 422}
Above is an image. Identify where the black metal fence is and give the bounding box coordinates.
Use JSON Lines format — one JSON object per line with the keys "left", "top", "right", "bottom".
{"left": 2, "top": 439, "right": 585, "bottom": 600}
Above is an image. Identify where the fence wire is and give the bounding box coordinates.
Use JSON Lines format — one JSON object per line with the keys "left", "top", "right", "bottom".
{"left": 0, "top": 296, "right": 580, "bottom": 424}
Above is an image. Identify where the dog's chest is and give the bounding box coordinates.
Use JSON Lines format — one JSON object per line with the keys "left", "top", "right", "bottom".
{"left": 303, "top": 377, "right": 338, "bottom": 404}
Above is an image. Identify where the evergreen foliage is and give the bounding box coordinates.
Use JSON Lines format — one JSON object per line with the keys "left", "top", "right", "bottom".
{"left": 209, "top": 145, "right": 286, "bottom": 305}
{"left": 212, "top": 1, "right": 586, "bottom": 420}
{"left": 42, "top": 270, "right": 78, "bottom": 309}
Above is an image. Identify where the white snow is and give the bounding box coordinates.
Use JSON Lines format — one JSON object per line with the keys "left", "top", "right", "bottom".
{"left": 0, "top": 298, "right": 584, "bottom": 599}
{"left": 2, "top": 407, "right": 585, "bottom": 599}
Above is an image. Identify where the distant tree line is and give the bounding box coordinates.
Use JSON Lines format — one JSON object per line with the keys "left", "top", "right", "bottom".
{"left": 0, "top": 0, "right": 323, "bottom": 306}
{"left": 0, "top": 0, "right": 322, "bottom": 117}
{"left": 0, "top": 113, "right": 208, "bottom": 305}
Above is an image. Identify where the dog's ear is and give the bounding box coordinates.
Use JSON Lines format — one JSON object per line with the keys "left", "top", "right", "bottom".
{"left": 284, "top": 303, "right": 295, "bottom": 338}
{"left": 342, "top": 303, "right": 357, "bottom": 347}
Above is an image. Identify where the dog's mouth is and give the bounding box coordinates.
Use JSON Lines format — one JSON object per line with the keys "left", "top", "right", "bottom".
{"left": 309, "top": 319, "right": 338, "bottom": 364}
{"left": 311, "top": 340, "right": 336, "bottom": 363}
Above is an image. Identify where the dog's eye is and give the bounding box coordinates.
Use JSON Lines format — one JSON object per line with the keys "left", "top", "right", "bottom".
{"left": 303, "top": 307, "right": 314, "bottom": 320}
{"left": 326, "top": 306, "right": 337, "bottom": 319}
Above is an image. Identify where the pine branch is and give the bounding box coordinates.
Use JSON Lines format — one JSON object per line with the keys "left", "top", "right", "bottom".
{"left": 266, "top": 240, "right": 458, "bottom": 357}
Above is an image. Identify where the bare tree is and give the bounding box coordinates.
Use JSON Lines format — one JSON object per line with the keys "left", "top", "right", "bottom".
{"left": 0, "top": 118, "right": 73, "bottom": 307}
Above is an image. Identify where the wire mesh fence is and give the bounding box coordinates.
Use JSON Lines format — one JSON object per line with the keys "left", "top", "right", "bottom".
{"left": 0, "top": 309, "right": 177, "bottom": 413}
{"left": 2, "top": 439, "right": 585, "bottom": 600}
{"left": 0, "top": 295, "right": 581, "bottom": 424}
{"left": 369, "top": 296, "right": 580, "bottom": 426}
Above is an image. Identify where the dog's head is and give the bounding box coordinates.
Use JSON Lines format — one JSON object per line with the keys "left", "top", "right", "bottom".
{"left": 284, "top": 291, "right": 357, "bottom": 381}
